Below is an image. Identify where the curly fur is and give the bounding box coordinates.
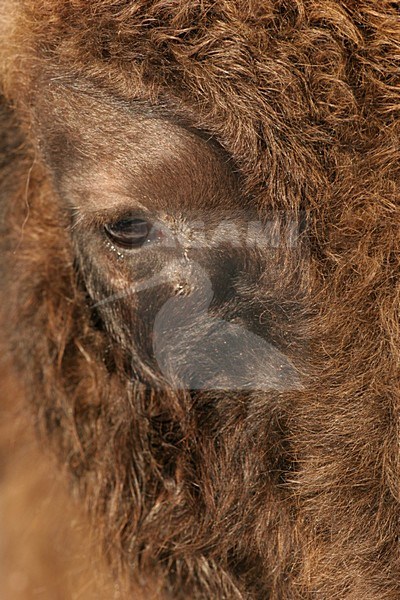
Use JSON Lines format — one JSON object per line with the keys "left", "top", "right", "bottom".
{"left": 1, "top": 1, "right": 400, "bottom": 598}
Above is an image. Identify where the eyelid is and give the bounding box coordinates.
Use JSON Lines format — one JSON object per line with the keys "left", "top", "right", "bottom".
{"left": 69, "top": 201, "right": 153, "bottom": 230}
{"left": 104, "top": 218, "right": 152, "bottom": 248}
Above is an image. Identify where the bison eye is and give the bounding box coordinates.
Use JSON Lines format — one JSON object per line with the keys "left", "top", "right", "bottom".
{"left": 104, "top": 218, "right": 152, "bottom": 248}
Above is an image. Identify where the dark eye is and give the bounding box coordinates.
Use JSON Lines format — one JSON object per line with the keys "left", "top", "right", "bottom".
{"left": 104, "top": 218, "right": 152, "bottom": 249}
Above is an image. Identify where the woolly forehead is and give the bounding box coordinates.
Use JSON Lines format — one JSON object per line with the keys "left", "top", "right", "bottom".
{"left": 31, "top": 81, "right": 240, "bottom": 218}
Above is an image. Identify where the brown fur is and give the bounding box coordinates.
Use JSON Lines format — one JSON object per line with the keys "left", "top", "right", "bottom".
{"left": 1, "top": 1, "right": 400, "bottom": 598}
{"left": 0, "top": 362, "right": 123, "bottom": 600}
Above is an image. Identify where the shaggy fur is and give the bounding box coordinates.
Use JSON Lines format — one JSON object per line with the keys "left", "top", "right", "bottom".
{"left": 1, "top": 1, "right": 400, "bottom": 598}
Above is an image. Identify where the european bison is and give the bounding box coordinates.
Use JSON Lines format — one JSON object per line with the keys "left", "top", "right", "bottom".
{"left": 1, "top": 1, "right": 399, "bottom": 598}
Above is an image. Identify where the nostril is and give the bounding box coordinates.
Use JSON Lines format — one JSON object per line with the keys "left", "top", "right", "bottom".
{"left": 104, "top": 218, "right": 152, "bottom": 248}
